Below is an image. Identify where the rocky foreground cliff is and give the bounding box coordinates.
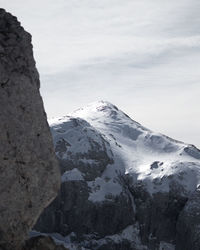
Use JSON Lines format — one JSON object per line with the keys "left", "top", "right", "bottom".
{"left": 0, "top": 9, "right": 60, "bottom": 250}
{"left": 35, "top": 101, "right": 200, "bottom": 250}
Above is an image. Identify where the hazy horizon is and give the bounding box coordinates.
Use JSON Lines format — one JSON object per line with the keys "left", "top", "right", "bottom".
{"left": 1, "top": 0, "right": 200, "bottom": 148}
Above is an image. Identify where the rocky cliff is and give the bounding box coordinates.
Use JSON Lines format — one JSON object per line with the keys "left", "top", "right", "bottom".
{"left": 35, "top": 101, "right": 200, "bottom": 250}
{"left": 0, "top": 9, "right": 60, "bottom": 250}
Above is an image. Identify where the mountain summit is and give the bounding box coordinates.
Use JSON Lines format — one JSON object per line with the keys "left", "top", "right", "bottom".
{"left": 36, "top": 101, "right": 200, "bottom": 250}
{"left": 50, "top": 100, "right": 200, "bottom": 195}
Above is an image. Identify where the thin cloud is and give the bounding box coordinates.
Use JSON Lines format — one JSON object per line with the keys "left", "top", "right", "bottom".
{"left": 2, "top": 0, "right": 200, "bottom": 147}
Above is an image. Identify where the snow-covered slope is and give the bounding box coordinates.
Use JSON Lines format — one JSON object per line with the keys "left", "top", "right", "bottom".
{"left": 50, "top": 100, "right": 200, "bottom": 197}
{"left": 35, "top": 101, "right": 200, "bottom": 250}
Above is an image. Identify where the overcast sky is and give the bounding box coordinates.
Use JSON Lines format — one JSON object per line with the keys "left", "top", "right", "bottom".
{"left": 1, "top": 0, "right": 200, "bottom": 148}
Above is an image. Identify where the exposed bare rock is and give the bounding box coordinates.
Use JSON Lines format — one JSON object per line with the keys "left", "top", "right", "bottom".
{"left": 176, "top": 189, "right": 200, "bottom": 250}
{"left": 0, "top": 9, "right": 60, "bottom": 250}
{"left": 23, "top": 236, "right": 68, "bottom": 250}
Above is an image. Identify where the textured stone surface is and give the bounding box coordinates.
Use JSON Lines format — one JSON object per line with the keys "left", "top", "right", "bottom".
{"left": 130, "top": 184, "right": 187, "bottom": 249}
{"left": 35, "top": 179, "right": 135, "bottom": 239}
{"left": 23, "top": 236, "right": 67, "bottom": 250}
{"left": 176, "top": 189, "right": 200, "bottom": 250}
{"left": 0, "top": 9, "right": 60, "bottom": 250}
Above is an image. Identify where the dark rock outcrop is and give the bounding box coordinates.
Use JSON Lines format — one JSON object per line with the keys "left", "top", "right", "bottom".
{"left": 176, "top": 189, "right": 200, "bottom": 250}
{"left": 130, "top": 184, "right": 187, "bottom": 249}
{"left": 0, "top": 9, "right": 60, "bottom": 250}
{"left": 35, "top": 182, "right": 135, "bottom": 238}
{"left": 23, "top": 236, "right": 68, "bottom": 250}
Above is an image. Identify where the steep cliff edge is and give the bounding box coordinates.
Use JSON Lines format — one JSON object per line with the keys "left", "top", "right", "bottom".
{"left": 0, "top": 9, "right": 60, "bottom": 250}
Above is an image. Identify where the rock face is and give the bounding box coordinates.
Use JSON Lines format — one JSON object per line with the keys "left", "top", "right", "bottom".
{"left": 0, "top": 9, "right": 60, "bottom": 250}
{"left": 34, "top": 101, "right": 200, "bottom": 249}
{"left": 23, "top": 236, "right": 68, "bottom": 250}
{"left": 176, "top": 189, "right": 200, "bottom": 250}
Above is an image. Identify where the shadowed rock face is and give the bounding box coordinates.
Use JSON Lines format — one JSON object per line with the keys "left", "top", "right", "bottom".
{"left": 176, "top": 189, "right": 200, "bottom": 250}
{"left": 0, "top": 9, "right": 60, "bottom": 250}
{"left": 23, "top": 236, "right": 68, "bottom": 250}
{"left": 35, "top": 181, "right": 135, "bottom": 238}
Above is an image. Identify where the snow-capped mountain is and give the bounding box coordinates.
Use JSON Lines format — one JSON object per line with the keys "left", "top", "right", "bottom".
{"left": 51, "top": 100, "right": 200, "bottom": 196}
{"left": 35, "top": 101, "right": 200, "bottom": 250}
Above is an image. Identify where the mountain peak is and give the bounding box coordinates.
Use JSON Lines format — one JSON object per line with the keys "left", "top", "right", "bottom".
{"left": 42, "top": 102, "right": 200, "bottom": 250}
{"left": 74, "top": 100, "right": 119, "bottom": 114}
{"left": 71, "top": 100, "right": 139, "bottom": 126}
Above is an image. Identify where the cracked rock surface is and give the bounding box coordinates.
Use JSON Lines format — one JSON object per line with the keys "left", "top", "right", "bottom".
{"left": 0, "top": 9, "right": 60, "bottom": 250}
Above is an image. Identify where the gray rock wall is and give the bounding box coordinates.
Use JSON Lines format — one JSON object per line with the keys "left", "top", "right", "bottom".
{"left": 0, "top": 9, "right": 60, "bottom": 250}
{"left": 176, "top": 190, "right": 200, "bottom": 250}
{"left": 35, "top": 181, "right": 135, "bottom": 239}
{"left": 23, "top": 236, "right": 67, "bottom": 250}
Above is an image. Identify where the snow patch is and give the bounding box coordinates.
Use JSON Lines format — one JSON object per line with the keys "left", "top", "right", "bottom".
{"left": 159, "top": 241, "right": 175, "bottom": 250}
{"left": 62, "top": 168, "right": 84, "bottom": 182}
{"left": 88, "top": 177, "right": 122, "bottom": 202}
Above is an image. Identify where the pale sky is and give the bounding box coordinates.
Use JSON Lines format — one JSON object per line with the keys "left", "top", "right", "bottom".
{"left": 1, "top": 0, "right": 200, "bottom": 148}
